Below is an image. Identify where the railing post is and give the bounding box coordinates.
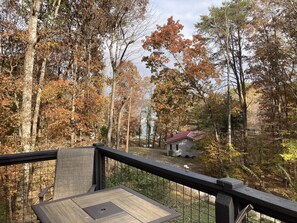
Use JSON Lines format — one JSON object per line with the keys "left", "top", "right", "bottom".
{"left": 216, "top": 178, "right": 244, "bottom": 223}
{"left": 94, "top": 144, "right": 105, "bottom": 190}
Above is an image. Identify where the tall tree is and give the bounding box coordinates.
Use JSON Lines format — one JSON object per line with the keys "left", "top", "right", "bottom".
{"left": 21, "top": 0, "right": 42, "bottom": 153}
{"left": 250, "top": 0, "right": 297, "bottom": 134}
{"left": 196, "top": 0, "right": 253, "bottom": 156}
{"left": 45, "top": 0, "right": 106, "bottom": 146}
{"left": 249, "top": 0, "right": 297, "bottom": 182}
{"left": 31, "top": 0, "right": 63, "bottom": 148}
{"left": 114, "top": 61, "right": 141, "bottom": 150}
{"left": 143, "top": 17, "right": 217, "bottom": 135}
{"left": 104, "top": 0, "right": 149, "bottom": 147}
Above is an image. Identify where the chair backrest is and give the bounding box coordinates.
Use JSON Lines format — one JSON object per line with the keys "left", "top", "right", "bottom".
{"left": 53, "top": 148, "right": 95, "bottom": 200}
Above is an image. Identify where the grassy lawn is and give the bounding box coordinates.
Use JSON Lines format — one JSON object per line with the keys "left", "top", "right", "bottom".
{"left": 128, "top": 146, "right": 205, "bottom": 173}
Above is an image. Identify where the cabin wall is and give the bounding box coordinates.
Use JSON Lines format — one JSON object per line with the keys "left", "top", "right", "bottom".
{"left": 166, "top": 139, "right": 193, "bottom": 157}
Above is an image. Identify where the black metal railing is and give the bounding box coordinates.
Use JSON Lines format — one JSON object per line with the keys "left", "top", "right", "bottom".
{"left": 1, "top": 145, "right": 297, "bottom": 223}
{"left": 94, "top": 145, "right": 297, "bottom": 223}
{"left": 0, "top": 151, "right": 57, "bottom": 223}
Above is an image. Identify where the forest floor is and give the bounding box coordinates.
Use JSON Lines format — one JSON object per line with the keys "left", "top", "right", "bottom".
{"left": 128, "top": 146, "right": 203, "bottom": 172}
{"left": 71, "top": 140, "right": 294, "bottom": 200}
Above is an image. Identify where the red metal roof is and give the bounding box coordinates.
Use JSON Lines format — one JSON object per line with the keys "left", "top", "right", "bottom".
{"left": 165, "top": 130, "right": 205, "bottom": 144}
{"left": 166, "top": 131, "right": 193, "bottom": 144}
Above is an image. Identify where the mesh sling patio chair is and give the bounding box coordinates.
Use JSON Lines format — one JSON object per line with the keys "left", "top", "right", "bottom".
{"left": 39, "top": 147, "right": 96, "bottom": 202}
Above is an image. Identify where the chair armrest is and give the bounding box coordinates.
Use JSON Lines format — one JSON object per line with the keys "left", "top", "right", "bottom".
{"left": 39, "top": 185, "right": 53, "bottom": 203}
{"left": 88, "top": 184, "right": 96, "bottom": 193}
{"left": 234, "top": 204, "right": 253, "bottom": 223}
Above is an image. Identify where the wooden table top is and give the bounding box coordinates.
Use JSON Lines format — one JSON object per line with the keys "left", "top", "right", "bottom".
{"left": 32, "top": 186, "right": 180, "bottom": 223}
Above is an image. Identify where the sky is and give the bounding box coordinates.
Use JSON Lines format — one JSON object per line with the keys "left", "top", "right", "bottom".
{"left": 149, "top": 0, "right": 222, "bottom": 38}
{"left": 132, "top": 0, "right": 222, "bottom": 76}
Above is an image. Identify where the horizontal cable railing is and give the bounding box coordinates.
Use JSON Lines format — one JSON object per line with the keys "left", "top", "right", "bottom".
{"left": 0, "top": 145, "right": 297, "bottom": 223}
{"left": 0, "top": 158, "right": 56, "bottom": 222}
{"left": 104, "top": 160, "right": 216, "bottom": 222}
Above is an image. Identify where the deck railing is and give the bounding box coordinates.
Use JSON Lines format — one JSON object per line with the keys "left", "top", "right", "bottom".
{"left": 0, "top": 145, "right": 297, "bottom": 223}
{"left": 0, "top": 150, "right": 57, "bottom": 222}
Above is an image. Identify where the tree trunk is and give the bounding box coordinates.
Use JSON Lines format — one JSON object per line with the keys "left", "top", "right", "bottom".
{"left": 237, "top": 28, "right": 248, "bottom": 157}
{"left": 125, "top": 89, "right": 132, "bottom": 152}
{"left": 116, "top": 100, "right": 127, "bottom": 149}
{"left": 4, "top": 172, "right": 13, "bottom": 223}
{"left": 8, "top": 194, "right": 12, "bottom": 223}
{"left": 277, "top": 91, "right": 282, "bottom": 132}
{"left": 21, "top": 0, "right": 42, "bottom": 153}
{"left": 146, "top": 107, "right": 152, "bottom": 147}
{"left": 138, "top": 113, "right": 142, "bottom": 147}
{"left": 242, "top": 88, "right": 248, "bottom": 158}
{"left": 107, "top": 77, "right": 116, "bottom": 147}
{"left": 107, "top": 32, "right": 117, "bottom": 147}
{"left": 225, "top": 10, "right": 232, "bottom": 160}
{"left": 71, "top": 45, "right": 78, "bottom": 147}
{"left": 152, "top": 123, "right": 157, "bottom": 148}
{"left": 164, "top": 125, "right": 168, "bottom": 143}
{"left": 147, "top": 125, "right": 151, "bottom": 147}
{"left": 71, "top": 91, "right": 77, "bottom": 146}
{"left": 158, "top": 132, "right": 162, "bottom": 148}
{"left": 32, "top": 58, "right": 47, "bottom": 149}
{"left": 21, "top": 2, "right": 42, "bottom": 220}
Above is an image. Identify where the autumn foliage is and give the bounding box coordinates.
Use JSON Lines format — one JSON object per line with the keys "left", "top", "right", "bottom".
{"left": 143, "top": 17, "right": 217, "bottom": 130}
{"left": 1, "top": 2, "right": 297, "bottom": 222}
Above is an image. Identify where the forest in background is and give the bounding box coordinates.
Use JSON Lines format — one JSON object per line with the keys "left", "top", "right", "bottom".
{"left": 0, "top": 0, "right": 297, "bottom": 201}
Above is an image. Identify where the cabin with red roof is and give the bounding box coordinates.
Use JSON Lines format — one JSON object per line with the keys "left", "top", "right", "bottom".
{"left": 165, "top": 130, "right": 204, "bottom": 157}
